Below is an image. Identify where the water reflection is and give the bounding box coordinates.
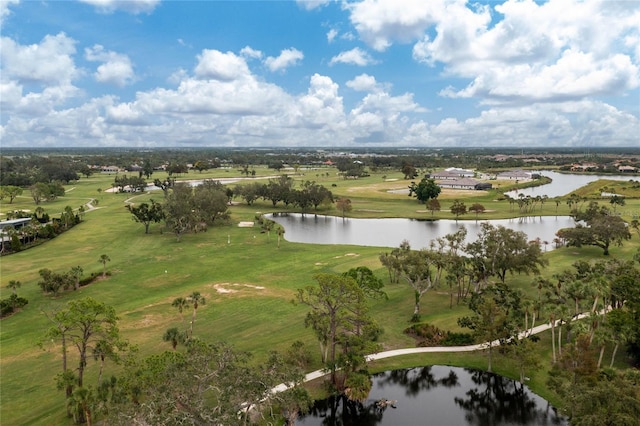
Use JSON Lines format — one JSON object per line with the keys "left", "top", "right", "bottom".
{"left": 298, "top": 366, "right": 566, "bottom": 426}
{"left": 268, "top": 214, "right": 574, "bottom": 250}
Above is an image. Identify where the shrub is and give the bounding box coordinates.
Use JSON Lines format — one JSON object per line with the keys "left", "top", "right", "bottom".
{"left": 404, "top": 323, "right": 473, "bottom": 347}
{"left": 0, "top": 295, "right": 28, "bottom": 318}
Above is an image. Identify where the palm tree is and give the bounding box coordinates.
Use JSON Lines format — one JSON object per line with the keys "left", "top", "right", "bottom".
{"left": 276, "top": 226, "right": 285, "bottom": 248}
{"left": 71, "top": 266, "right": 83, "bottom": 291}
{"left": 34, "top": 206, "right": 46, "bottom": 221}
{"left": 67, "top": 386, "right": 94, "bottom": 426}
{"left": 593, "top": 326, "right": 613, "bottom": 369}
{"left": 521, "top": 298, "right": 534, "bottom": 336}
{"left": 98, "top": 254, "right": 110, "bottom": 278}
{"left": 6, "top": 280, "right": 21, "bottom": 295}
{"left": 163, "top": 327, "right": 182, "bottom": 350}
{"left": 92, "top": 340, "right": 114, "bottom": 386}
{"left": 188, "top": 292, "right": 205, "bottom": 337}
{"left": 607, "top": 309, "right": 633, "bottom": 368}
{"left": 171, "top": 297, "right": 188, "bottom": 322}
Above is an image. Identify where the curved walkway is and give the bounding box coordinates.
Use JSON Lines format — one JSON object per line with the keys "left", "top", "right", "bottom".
{"left": 271, "top": 310, "right": 598, "bottom": 393}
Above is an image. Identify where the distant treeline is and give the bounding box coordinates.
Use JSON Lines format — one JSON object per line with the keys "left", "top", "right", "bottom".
{"left": 2, "top": 147, "right": 639, "bottom": 187}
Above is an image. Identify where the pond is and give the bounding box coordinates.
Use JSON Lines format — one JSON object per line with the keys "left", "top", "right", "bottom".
{"left": 505, "top": 170, "right": 636, "bottom": 198}
{"left": 267, "top": 214, "right": 572, "bottom": 250}
{"left": 297, "top": 366, "right": 567, "bottom": 426}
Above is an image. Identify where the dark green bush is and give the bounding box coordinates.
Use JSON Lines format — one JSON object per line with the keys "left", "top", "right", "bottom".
{"left": 404, "top": 323, "right": 473, "bottom": 347}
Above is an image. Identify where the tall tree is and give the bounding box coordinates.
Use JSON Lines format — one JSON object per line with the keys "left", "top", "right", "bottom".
{"left": 388, "top": 240, "right": 449, "bottom": 321}
{"left": 295, "top": 273, "right": 377, "bottom": 388}
{"left": 163, "top": 183, "right": 196, "bottom": 241}
{"left": 469, "top": 203, "right": 485, "bottom": 221}
{"left": 0, "top": 185, "right": 23, "bottom": 203}
{"left": 408, "top": 177, "right": 441, "bottom": 204}
{"left": 193, "top": 181, "right": 229, "bottom": 225}
{"left": 171, "top": 296, "right": 189, "bottom": 323}
{"left": 426, "top": 198, "right": 441, "bottom": 217}
{"left": 465, "top": 222, "right": 547, "bottom": 286}
{"left": 557, "top": 201, "right": 631, "bottom": 255}
{"left": 6, "top": 279, "right": 21, "bottom": 295}
{"left": 98, "top": 254, "right": 110, "bottom": 278}
{"left": 70, "top": 266, "right": 83, "bottom": 291}
{"left": 163, "top": 327, "right": 183, "bottom": 351}
{"left": 458, "top": 283, "right": 522, "bottom": 372}
{"left": 450, "top": 200, "right": 467, "bottom": 221}
{"left": 126, "top": 200, "right": 164, "bottom": 234}
{"left": 335, "top": 197, "right": 352, "bottom": 218}
{"left": 142, "top": 159, "right": 154, "bottom": 179}
{"left": 43, "top": 298, "right": 122, "bottom": 422}
{"left": 401, "top": 162, "right": 418, "bottom": 179}
{"left": 187, "top": 292, "right": 205, "bottom": 338}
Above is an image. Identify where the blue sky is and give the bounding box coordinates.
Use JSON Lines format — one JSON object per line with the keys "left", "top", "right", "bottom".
{"left": 1, "top": 0, "right": 639, "bottom": 148}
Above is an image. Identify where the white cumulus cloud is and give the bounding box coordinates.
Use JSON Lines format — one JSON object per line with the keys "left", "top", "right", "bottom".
{"left": 85, "top": 45, "right": 135, "bottom": 87}
{"left": 265, "top": 48, "right": 304, "bottom": 72}
{"left": 1, "top": 33, "right": 79, "bottom": 85}
{"left": 329, "top": 47, "right": 376, "bottom": 66}
{"left": 194, "top": 50, "right": 251, "bottom": 81}
{"left": 78, "top": 0, "right": 160, "bottom": 14}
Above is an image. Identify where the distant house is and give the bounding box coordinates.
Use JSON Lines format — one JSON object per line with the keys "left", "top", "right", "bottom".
{"left": 618, "top": 165, "right": 637, "bottom": 173}
{"left": 496, "top": 170, "right": 533, "bottom": 181}
{"left": 571, "top": 163, "right": 599, "bottom": 172}
{"left": 437, "top": 178, "right": 480, "bottom": 190}
{"left": 0, "top": 218, "right": 32, "bottom": 233}
{"left": 429, "top": 171, "right": 460, "bottom": 180}
{"left": 429, "top": 168, "right": 475, "bottom": 180}
{"left": 444, "top": 167, "right": 475, "bottom": 178}
{"left": 101, "top": 166, "right": 120, "bottom": 174}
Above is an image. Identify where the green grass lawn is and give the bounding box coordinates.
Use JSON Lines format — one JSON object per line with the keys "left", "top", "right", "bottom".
{"left": 1, "top": 168, "right": 639, "bottom": 425}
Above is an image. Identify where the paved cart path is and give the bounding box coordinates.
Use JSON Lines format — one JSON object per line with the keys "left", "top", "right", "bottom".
{"left": 271, "top": 310, "right": 598, "bottom": 393}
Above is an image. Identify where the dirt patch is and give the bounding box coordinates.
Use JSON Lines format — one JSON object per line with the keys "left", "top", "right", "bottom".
{"left": 438, "top": 189, "right": 488, "bottom": 199}
{"left": 134, "top": 314, "right": 161, "bottom": 328}
{"left": 238, "top": 221, "right": 254, "bottom": 227}
{"left": 334, "top": 253, "right": 360, "bottom": 259}
{"left": 315, "top": 262, "right": 328, "bottom": 266}
{"left": 211, "top": 282, "right": 266, "bottom": 294}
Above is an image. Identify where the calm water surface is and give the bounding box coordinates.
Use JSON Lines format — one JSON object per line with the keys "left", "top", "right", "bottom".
{"left": 298, "top": 366, "right": 566, "bottom": 426}
{"left": 268, "top": 214, "right": 572, "bottom": 250}
{"left": 505, "top": 170, "right": 636, "bottom": 198}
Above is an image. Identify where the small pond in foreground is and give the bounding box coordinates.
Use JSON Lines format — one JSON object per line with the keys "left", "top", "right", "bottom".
{"left": 268, "top": 214, "right": 573, "bottom": 250}
{"left": 298, "top": 366, "right": 567, "bottom": 426}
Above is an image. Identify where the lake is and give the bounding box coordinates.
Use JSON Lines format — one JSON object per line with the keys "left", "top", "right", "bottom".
{"left": 505, "top": 170, "right": 636, "bottom": 198}
{"left": 267, "top": 214, "right": 572, "bottom": 250}
{"left": 298, "top": 366, "right": 567, "bottom": 426}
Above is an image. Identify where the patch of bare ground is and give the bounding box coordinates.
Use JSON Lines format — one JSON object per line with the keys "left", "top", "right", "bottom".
{"left": 131, "top": 314, "right": 165, "bottom": 329}
{"left": 333, "top": 253, "right": 360, "bottom": 259}
{"left": 210, "top": 282, "right": 266, "bottom": 295}
{"left": 416, "top": 209, "right": 497, "bottom": 213}
{"left": 438, "top": 189, "right": 488, "bottom": 199}
{"left": 346, "top": 181, "right": 409, "bottom": 193}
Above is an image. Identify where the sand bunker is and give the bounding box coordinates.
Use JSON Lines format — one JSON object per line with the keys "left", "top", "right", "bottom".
{"left": 238, "top": 221, "right": 254, "bottom": 227}
{"left": 333, "top": 253, "right": 360, "bottom": 259}
{"left": 212, "top": 283, "right": 265, "bottom": 294}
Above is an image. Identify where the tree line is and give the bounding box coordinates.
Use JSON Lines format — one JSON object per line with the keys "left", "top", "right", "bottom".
{"left": 126, "top": 176, "right": 334, "bottom": 240}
